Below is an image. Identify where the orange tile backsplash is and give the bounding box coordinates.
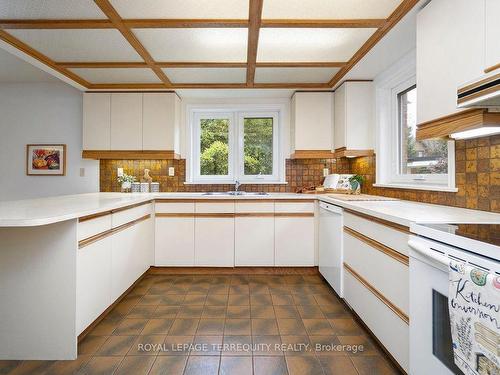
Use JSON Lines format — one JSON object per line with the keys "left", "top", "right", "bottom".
{"left": 99, "top": 135, "right": 499, "bottom": 213}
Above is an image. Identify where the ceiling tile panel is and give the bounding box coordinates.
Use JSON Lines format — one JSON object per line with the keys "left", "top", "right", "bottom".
{"left": 162, "top": 67, "right": 247, "bottom": 83}
{"left": 254, "top": 67, "right": 340, "bottom": 83}
{"left": 262, "top": 0, "right": 402, "bottom": 19}
{"left": 134, "top": 28, "right": 248, "bottom": 62}
{"left": 0, "top": 0, "right": 106, "bottom": 19}
{"left": 69, "top": 68, "right": 161, "bottom": 83}
{"left": 7, "top": 29, "right": 143, "bottom": 62}
{"left": 257, "top": 28, "right": 376, "bottom": 62}
{"left": 110, "top": 0, "right": 249, "bottom": 19}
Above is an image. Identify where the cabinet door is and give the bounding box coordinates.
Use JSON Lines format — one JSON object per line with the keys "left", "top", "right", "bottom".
{"left": 143, "top": 93, "right": 174, "bottom": 151}
{"left": 195, "top": 217, "right": 234, "bottom": 267}
{"left": 275, "top": 217, "right": 315, "bottom": 266}
{"left": 134, "top": 217, "right": 154, "bottom": 274}
{"left": 76, "top": 237, "right": 111, "bottom": 335}
{"left": 235, "top": 216, "right": 274, "bottom": 266}
{"left": 155, "top": 217, "right": 195, "bottom": 266}
{"left": 110, "top": 225, "right": 138, "bottom": 301}
{"left": 110, "top": 93, "right": 143, "bottom": 150}
{"left": 333, "top": 84, "right": 346, "bottom": 150}
{"left": 485, "top": 0, "right": 500, "bottom": 72}
{"left": 83, "top": 93, "right": 110, "bottom": 150}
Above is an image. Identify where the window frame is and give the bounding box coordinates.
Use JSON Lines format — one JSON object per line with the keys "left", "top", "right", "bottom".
{"left": 188, "top": 106, "right": 283, "bottom": 184}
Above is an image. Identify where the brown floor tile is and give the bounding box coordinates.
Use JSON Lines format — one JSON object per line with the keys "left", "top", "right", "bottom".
{"left": 313, "top": 294, "right": 338, "bottom": 306}
{"left": 253, "top": 356, "right": 288, "bottom": 375}
{"left": 251, "top": 305, "right": 276, "bottom": 318}
{"left": 188, "top": 285, "right": 210, "bottom": 294}
{"left": 222, "top": 335, "right": 253, "bottom": 356}
{"left": 293, "top": 295, "right": 318, "bottom": 306}
{"left": 8, "top": 360, "right": 55, "bottom": 375}
{"left": 269, "top": 286, "right": 291, "bottom": 295}
{"left": 220, "top": 356, "right": 252, "bottom": 375}
{"left": 96, "top": 335, "right": 136, "bottom": 356}
{"left": 253, "top": 335, "right": 283, "bottom": 356}
{"left": 289, "top": 286, "right": 312, "bottom": 295}
{"left": 250, "top": 284, "right": 270, "bottom": 294}
{"left": 303, "top": 319, "right": 335, "bottom": 336}
{"left": 177, "top": 305, "right": 204, "bottom": 318}
{"left": 47, "top": 354, "right": 92, "bottom": 375}
{"left": 309, "top": 336, "right": 344, "bottom": 356}
{"left": 160, "top": 336, "right": 194, "bottom": 356}
{"left": 230, "top": 276, "right": 249, "bottom": 285}
{"left": 319, "top": 356, "right": 358, "bottom": 375}
{"left": 274, "top": 306, "right": 300, "bottom": 319}
{"left": 329, "top": 319, "right": 365, "bottom": 336}
{"left": 148, "top": 356, "right": 187, "bottom": 375}
{"left": 350, "top": 355, "right": 400, "bottom": 375}
{"left": 197, "top": 319, "right": 225, "bottom": 335}
{"left": 302, "top": 276, "right": 324, "bottom": 284}
{"left": 277, "top": 319, "right": 307, "bottom": 335}
{"left": 272, "top": 294, "right": 294, "bottom": 306}
{"left": 228, "top": 294, "right": 250, "bottom": 306}
{"left": 127, "top": 305, "right": 157, "bottom": 319}
{"left": 337, "top": 335, "right": 381, "bottom": 356}
{"left": 205, "top": 294, "right": 229, "bottom": 306}
{"left": 153, "top": 305, "right": 180, "bottom": 318}
{"left": 224, "top": 319, "right": 251, "bottom": 335}
{"left": 230, "top": 285, "right": 250, "bottom": 294}
{"left": 251, "top": 294, "right": 273, "bottom": 305}
{"left": 160, "top": 295, "right": 185, "bottom": 305}
{"left": 252, "top": 319, "right": 279, "bottom": 335}
{"left": 280, "top": 335, "right": 312, "bottom": 355}
{"left": 286, "top": 355, "right": 323, "bottom": 375}
{"left": 113, "top": 319, "right": 148, "bottom": 335}
{"left": 0, "top": 360, "right": 22, "bottom": 375}
{"left": 78, "top": 335, "right": 108, "bottom": 355}
{"left": 208, "top": 284, "right": 229, "bottom": 295}
{"left": 297, "top": 305, "right": 324, "bottom": 319}
{"left": 79, "top": 356, "right": 123, "bottom": 375}
{"left": 141, "top": 318, "right": 174, "bottom": 335}
{"left": 184, "top": 355, "right": 220, "bottom": 375}
{"left": 127, "top": 335, "right": 166, "bottom": 355}
{"left": 227, "top": 305, "right": 250, "bottom": 318}
{"left": 202, "top": 305, "right": 227, "bottom": 318}
{"left": 90, "top": 318, "right": 121, "bottom": 336}
{"left": 319, "top": 303, "right": 350, "bottom": 319}
{"left": 113, "top": 356, "right": 155, "bottom": 374}
{"left": 137, "top": 295, "right": 162, "bottom": 305}
{"left": 183, "top": 294, "right": 207, "bottom": 305}
{"left": 169, "top": 319, "right": 199, "bottom": 335}
{"left": 192, "top": 336, "right": 223, "bottom": 356}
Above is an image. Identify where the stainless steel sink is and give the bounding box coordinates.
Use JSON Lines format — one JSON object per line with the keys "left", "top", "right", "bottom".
{"left": 203, "top": 191, "right": 269, "bottom": 196}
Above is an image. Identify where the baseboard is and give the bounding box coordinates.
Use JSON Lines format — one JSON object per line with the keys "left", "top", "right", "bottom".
{"left": 148, "top": 266, "right": 319, "bottom": 275}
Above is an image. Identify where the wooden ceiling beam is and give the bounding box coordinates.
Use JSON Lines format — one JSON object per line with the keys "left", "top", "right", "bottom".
{"left": 328, "top": 0, "right": 420, "bottom": 87}
{"left": 256, "top": 62, "right": 345, "bottom": 68}
{"left": 0, "top": 19, "right": 113, "bottom": 29}
{"left": 57, "top": 61, "right": 346, "bottom": 68}
{"left": 93, "top": 0, "right": 172, "bottom": 87}
{"left": 0, "top": 29, "right": 90, "bottom": 88}
{"left": 246, "top": 0, "right": 264, "bottom": 86}
{"left": 87, "top": 82, "right": 329, "bottom": 90}
{"left": 124, "top": 19, "right": 248, "bottom": 28}
{"left": 261, "top": 19, "right": 385, "bottom": 28}
{"left": 57, "top": 62, "right": 148, "bottom": 68}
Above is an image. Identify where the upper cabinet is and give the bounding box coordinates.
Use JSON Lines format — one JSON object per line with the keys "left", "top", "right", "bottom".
{"left": 416, "top": 0, "right": 485, "bottom": 124}
{"left": 333, "top": 81, "right": 374, "bottom": 157}
{"left": 82, "top": 92, "right": 181, "bottom": 159}
{"left": 485, "top": 0, "right": 500, "bottom": 73}
{"left": 290, "top": 92, "right": 334, "bottom": 159}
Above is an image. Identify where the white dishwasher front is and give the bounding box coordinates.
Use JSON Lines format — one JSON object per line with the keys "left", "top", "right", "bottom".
{"left": 318, "top": 201, "right": 344, "bottom": 297}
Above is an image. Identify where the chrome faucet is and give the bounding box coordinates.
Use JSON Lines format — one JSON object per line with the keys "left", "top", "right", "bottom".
{"left": 234, "top": 180, "right": 241, "bottom": 193}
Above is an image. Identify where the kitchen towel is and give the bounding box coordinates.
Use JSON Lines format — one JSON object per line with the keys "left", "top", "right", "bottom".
{"left": 449, "top": 260, "right": 500, "bottom": 375}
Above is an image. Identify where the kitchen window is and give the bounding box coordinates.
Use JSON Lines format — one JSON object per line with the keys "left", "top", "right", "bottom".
{"left": 189, "top": 109, "right": 281, "bottom": 183}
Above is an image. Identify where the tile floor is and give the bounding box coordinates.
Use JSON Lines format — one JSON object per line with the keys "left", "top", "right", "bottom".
{"left": 0, "top": 273, "right": 401, "bottom": 375}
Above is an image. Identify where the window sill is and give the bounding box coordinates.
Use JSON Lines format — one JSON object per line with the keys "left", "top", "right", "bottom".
{"left": 184, "top": 181, "right": 288, "bottom": 185}
{"left": 373, "top": 183, "right": 458, "bottom": 193}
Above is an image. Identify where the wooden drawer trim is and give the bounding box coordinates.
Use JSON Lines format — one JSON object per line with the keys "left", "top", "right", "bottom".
{"left": 235, "top": 212, "right": 275, "bottom": 217}
{"left": 155, "top": 199, "right": 197, "bottom": 203}
{"left": 78, "top": 211, "right": 110, "bottom": 223}
{"left": 79, "top": 201, "right": 152, "bottom": 222}
{"left": 344, "top": 209, "right": 409, "bottom": 234}
{"left": 78, "top": 214, "right": 151, "bottom": 248}
{"left": 156, "top": 213, "right": 195, "bottom": 218}
{"left": 344, "top": 262, "right": 409, "bottom": 325}
{"left": 111, "top": 201, "right": 152, "bottom": 214}
{"left": 194, "top": 199, "right": 236, "bottom": 203}
{"left": 276, "top": 199, "right": 315, "bottom": 203}
{"left": 275, "top": 212, "right": 314, "bottom": 217}
{"left": 344, "top": 226, "right": 409, "bottom": 266}
{"left": 195, "top": 213, "right": 235, "bottom": 218}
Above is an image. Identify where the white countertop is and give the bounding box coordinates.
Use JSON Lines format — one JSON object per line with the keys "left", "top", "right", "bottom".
{"left": 0, "top": 192, "right": 498, "bottom": 227}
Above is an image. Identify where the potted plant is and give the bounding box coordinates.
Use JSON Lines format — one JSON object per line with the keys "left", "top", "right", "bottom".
{"left": 348, "top": 174, "right": 364, "bottom": 194}
{"left": 118, "top": 173, "right": 136, "bottom": 192}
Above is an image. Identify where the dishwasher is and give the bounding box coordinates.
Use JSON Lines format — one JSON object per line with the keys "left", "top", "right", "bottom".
{"left": 318, "top": 201, "right": 344, "bottom": 297}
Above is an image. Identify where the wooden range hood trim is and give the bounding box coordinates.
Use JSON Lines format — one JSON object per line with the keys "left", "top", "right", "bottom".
{"left": 290, "top": 150, "right": 336, "bottom": 159}
{"left": 334, "top": 147, "right": 374, "bottom": 158}
{"left": 416, "top": 109, "right": 500, "bottom": 140}
{"left": 82, "top": 150, "right": 181, "bottom": 160}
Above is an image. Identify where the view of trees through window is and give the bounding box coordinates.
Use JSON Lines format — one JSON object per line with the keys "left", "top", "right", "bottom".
{"left": 398, "top": 86, "right": 448, "bottom": 175}
{"left": 200, "top": 118, "right": 229, "bottom": 176}
{"left": 243, "top": 117, "right": 273, "bottom": 175}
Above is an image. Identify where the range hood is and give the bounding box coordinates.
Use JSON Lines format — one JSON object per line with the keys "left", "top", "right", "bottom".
{"left": 457, "top": 71, "right": 500, "bottom": 109}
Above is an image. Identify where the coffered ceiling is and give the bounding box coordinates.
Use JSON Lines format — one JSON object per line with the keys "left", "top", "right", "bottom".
{"left": 0, "top": 0, "right": 419, "bottom": 90}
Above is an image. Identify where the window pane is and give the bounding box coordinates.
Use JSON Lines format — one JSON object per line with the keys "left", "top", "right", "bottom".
{"left": 243, "top": 117, "right": 273, "bottom": 175}
{"left": 398, "top": 86, "right": 448, "bottom": 175}
{"left": 200, "top": 118, "right": 229, "bottom": 176}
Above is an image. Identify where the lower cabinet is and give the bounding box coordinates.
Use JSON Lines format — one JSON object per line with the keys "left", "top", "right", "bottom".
{"left": 235, "top": 215, "right": 274, "bottom": 266}
{"left": 155, "top": 216, "right": 195, "bottom": 266}
{"left": 76, "top": 237, "right": 112, "bottom": 335}
{"left": 194, "top": 217, "right": 234, "bottom": 266}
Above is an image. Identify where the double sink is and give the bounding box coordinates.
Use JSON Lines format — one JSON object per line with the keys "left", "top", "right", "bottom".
{"left": 203, "top": 191, "right": 269, "bottom": 196}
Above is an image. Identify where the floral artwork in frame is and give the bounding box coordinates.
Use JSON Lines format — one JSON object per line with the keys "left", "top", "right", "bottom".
{"left": 26, "top": 144, "right": 66, "bottom": 176}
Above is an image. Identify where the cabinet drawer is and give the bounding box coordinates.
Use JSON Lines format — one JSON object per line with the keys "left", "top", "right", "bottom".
{"left": 344, "top": 269, "right": 409, "bottom": 372}
{"left": 155, "top": 202, "right": 195, "bottom": 214}
{"left": 344, "top": 229, "right": 409, "bottom": 315}
{"left": 235, "top": 201, "right": 274, "bottom": 213}
{"left": 344, "top": 211, "right": 410, "bottom": 256}
{"left": 78, "top": 214, "right": 112, "bottom": 241}
{"left": 112, "top": 203, "right": 152, "bottom": 228}
{"left": 196, "top": 201, "right": 235, "bottom": 214}
{"left": 274, "top": 201, "right": 314, "bottom": 213}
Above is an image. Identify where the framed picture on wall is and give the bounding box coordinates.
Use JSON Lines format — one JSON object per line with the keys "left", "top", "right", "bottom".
{"left": 26, "top": 144, "right": 66, "bottom": 176}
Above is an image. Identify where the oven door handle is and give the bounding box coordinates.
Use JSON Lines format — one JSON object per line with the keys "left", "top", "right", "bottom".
{"left": 408, "top": 239, "right": 450, "bottom": 267}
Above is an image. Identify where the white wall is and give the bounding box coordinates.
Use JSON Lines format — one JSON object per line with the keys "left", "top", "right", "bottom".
{"left": 0, "top": 82, "right": 99, "bottom": 201}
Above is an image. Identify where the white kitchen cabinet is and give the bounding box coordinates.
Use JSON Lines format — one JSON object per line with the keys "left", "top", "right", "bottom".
{"left": 155, "top": 201, "right": 195, "bottom": 266}
{"left": 82, "top": 93, "right": 111, "bottom": 150}
{"left": 290, "top": 92, "right": 334, "bottom": 153}
{"left": 76, "top": 237, "right": 111, "bottom": 335}
{"left": 485, "top": 0, "right": 500, "bottom": 72}
{"left": 333, "top": 81, "right": 374, "bottom": 151}
{"left": 235, "top": 202, "right": 274, "bottom": 266}
{"left": 274, "top": 201, "right": 315, "bottom": 266}
{"left": 416, "top": 0, "right": 485, "bottom": 124}
{"left": 143, "top": 93, "right": 181, "bottom": 152}
{"left": 110, "top": 93, "right": 143, "bottom": 150}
